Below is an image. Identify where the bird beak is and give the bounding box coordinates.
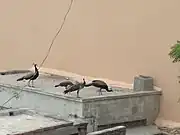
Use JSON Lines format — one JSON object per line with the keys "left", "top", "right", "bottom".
{"left": 33, "top": 63, "right": 37, "bottom": 66}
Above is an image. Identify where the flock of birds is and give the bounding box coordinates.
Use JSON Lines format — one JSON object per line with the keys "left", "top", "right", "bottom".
{"left": 16, "top": 63, "right": 113, "bottom": 98}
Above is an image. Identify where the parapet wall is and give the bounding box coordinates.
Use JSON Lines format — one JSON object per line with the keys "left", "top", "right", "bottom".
{"left": 0, "top": 72, "right": 162, "bottom": 133}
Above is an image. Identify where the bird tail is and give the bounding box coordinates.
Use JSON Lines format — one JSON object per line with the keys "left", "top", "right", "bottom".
{"left": 85, "top": 83, "right": 92, "bottom": 87}
{"left": 55, "top": 84, "right": 60, "bottom": 87}
{"left": 17, "top": 77, "right": 24, "bottom": 81}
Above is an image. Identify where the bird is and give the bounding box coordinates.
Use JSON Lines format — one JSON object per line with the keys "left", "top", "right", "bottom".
{"left": 85, "top": 80, "right": 113, "bottom": 95}
{"left": 54, "top": 80, "right": 74, "bottom": 89}
{"left": 17, "top": 63, "right": 39, "bottom": 87}
{"left": 63, "top": 78, "right": 86, "bottom": 98}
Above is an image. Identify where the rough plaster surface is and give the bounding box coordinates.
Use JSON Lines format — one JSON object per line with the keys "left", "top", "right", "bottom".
{"left": 83, "top": 94, "right": 160, "bottom": 132}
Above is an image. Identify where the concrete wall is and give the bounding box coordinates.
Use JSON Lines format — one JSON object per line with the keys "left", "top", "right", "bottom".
{"left": 82, "top": 92, "right": 161, "bottom": 132}
{"left": 0, "top": 85, "right": 83, "bottom": 117}
{"left": 0, "top": 0, "right": 180, "bottom": 122}
{"left": 87, "top": 126, "right": 126, "bottom": 135}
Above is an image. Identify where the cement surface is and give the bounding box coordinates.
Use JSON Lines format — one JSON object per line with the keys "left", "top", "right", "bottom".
{"left": 0, "top": 73, "right": 133, "bottom": 98}
{"left": 0, "top": 113, "right": 70, "bottom": 135}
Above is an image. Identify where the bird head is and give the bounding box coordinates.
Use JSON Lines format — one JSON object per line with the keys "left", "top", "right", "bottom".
{"left": 82, "top": 78, "right": 86, "bottom": 84}
{"left": 32, "top": 63, "right": 37, "bottom": 67}
{"left": 108, "top": 87, "right": 113, "bottom": 92}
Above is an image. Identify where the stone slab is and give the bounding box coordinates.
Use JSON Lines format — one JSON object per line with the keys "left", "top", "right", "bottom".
{"left": 0, "top": 108, "right": 73, "bottom": 135}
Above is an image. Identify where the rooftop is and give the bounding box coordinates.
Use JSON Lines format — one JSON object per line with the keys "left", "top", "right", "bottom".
{"left": 0, "top": 108, "right": 73, "bottom": 135}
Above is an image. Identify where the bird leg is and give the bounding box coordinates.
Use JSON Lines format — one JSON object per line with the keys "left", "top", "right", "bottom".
{"left": 67, "top": 85, "right": 72, "bottom": 94}
{"left": 99, "top": 89, "right": 101, "bottom": 95}
{"left": 65, "top": 87, "right": 70, "bottom": 95}
{"left": 76, "top": 89, "right": 80, "bottom": 98}
{"left": 31, "top": 80, "right": 35, "bottom": 87}
{"left": 27, "top": 80, "right": 31, "bottom": 87}
{"left": 96, "top": 89, "right": 100, "bottom": 94}
{"left": 99, "top": 88, "right": 102, "bottom": 95}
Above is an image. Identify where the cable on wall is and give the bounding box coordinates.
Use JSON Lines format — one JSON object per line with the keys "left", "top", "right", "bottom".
{"left": 0, "top": 0, "right": 74, "bottom": 109}
{"left": 39, "top": 0, "right": 74, "bottom": 68}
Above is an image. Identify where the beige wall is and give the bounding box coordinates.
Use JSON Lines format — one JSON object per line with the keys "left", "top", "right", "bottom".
{"left": 0, "top": 0, "right": 180, "bottom": 121}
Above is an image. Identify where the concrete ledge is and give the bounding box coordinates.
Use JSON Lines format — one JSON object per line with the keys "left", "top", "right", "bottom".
{"left": 0, "top": 108, "right": 89, "bottom": 135}
{"left": 87, "top": 126, "right": 126, "bottom": 135}
{"left": 0, "top": 69, "right": 31, "bottom": 75}
{"left": 0, "top": 83, "right": 162, "bottom": 103}
{"left": 82, "top": 90, "right": 162, "bottom": 102}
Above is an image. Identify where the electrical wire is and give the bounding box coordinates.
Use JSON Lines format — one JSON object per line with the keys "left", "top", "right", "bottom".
{"left": 0, "top": 0, "right": 74, "bottom": 109}
{"left": 39, "top": 0, "right": 74, "bottom": 68}
{"left": 0, "top": 87, "right": 25, "bottom": 110}
{"left": 0, "top": 89, "right": 24, "bottom": 109}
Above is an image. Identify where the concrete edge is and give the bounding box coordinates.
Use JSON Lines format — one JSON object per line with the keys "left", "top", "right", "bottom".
{"left": 0, "top": 107, "right": 88, "bottom": 127}
{"left": 0, "top": 69, "right": 31, "bottom": 75}
{"left": 0, "top": 108, "right": 28, "bottom": 116}
{"left": 68, "top": 117, "right": 88, "bottom": 127}
{"left": 81, "top": 90, "right": 162, "bottom": 102}
{"left": 24, "top": 109, "right": 88, "bottom": 130}
{"left": 26, "top": 109, "right": 74, "bottom": 125}
{"left": 0, "top": 108, "right": 74, "bottom": 133}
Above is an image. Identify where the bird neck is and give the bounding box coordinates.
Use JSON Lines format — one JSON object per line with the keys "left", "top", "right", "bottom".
{"left": 83, "top": 80, "right": 86, "bottom": 85}
{"left": 107, "top": 89, "right": 111, "bottom": 92}
{"left": 34, "top": 65, "right": 39, "bottom": 73}
{"left": 79, "top": 80, "right": 86, "bottom": 88}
